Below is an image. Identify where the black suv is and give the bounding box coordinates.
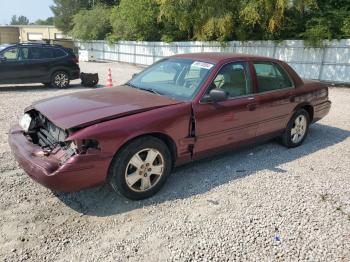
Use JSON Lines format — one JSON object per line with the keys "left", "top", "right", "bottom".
{"left": 0, "top": 43, "right": 80, "bottom": 88}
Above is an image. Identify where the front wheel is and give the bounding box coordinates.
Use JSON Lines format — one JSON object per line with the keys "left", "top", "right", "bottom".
{"left": 51, "top": 71, "right": 70, "bottom": 89}
{"left": 281, "top": 109, "right": 310, "bottom": 148}
{"left": 108, "top": 136, "right": 172, "bottom": 200}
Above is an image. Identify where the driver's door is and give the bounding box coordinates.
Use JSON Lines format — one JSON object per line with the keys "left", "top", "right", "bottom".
{"left": 0, "top": 47, "right": 22, "bottom": 83}
{"left": 192, "top": 61, "right": 260, "bottom": 158}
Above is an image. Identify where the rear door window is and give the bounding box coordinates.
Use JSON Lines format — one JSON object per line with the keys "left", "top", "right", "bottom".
{"left": 27, "top": 47, "right": 43, "bottom": 60}
{"left": 23, "top": 47, "right": 54, "bottom": 60}
{"left": 20, "top": 47, "right": 66, "bottom": 60}
{"left": 39, "top": 48, "right": 54, "bottom": 59}
{"left": 253, "top": 62, "right": 293, "bottom": 93}
{"left": 52, "top": 48, "right": 66, "bottom": 58}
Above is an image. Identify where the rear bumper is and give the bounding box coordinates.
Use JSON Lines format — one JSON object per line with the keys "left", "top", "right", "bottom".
{"left": 313, "top": 100, "right": 331, "bottom": 122}
{"left": 8, "top": 125, "right": 111, "bottom": 192}
{"left": 70, "top": 69, "right": 80, "bottom": 80}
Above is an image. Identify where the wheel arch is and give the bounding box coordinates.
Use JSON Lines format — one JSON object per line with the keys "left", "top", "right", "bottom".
{"left": 106, "top": 132, "right": 178, "bottom": 182}
{"left": 293, "top": 103, "right": 314, "bottom": 122}
{"left": 49, "top": 67, "right": 71, "bottom": 79}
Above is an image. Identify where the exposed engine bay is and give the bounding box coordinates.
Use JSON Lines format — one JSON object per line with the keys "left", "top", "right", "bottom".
{"left": 32, "top": 112, "right": 67, "bottom": 150}
{"left": 22, "top": 110, "right": 100, "bottom": 165}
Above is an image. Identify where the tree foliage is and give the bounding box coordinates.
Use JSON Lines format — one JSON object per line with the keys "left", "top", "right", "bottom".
{"left": 50, "top": 0, "right": 350, "bottom": 44}
{"left": 10, "top": 15, "right": 29, "bottom": 25}
{"left": 51, "top": 0, "right": 90, "bottom": 34}
{"left": 71, "top": 5, "right": 112, "bottom": 40}
{"left": 109, "top": 0, "right": 160, "bottom": 41}
{"left": 34, "top": 17, "right": 54, "bottom": 26}
{"left": 156, "top": 0, "right": 239, "bottom": 41}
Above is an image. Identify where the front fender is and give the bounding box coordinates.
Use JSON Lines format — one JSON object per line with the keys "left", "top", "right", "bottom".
{"left": 66, "top": 102, "right": 192, "bottom": 160}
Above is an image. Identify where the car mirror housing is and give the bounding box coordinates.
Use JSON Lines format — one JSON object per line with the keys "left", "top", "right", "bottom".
{"left": 201, "top": 88, "right": 228, "bottom": 103}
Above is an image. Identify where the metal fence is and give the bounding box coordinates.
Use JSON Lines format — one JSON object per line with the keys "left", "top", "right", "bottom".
{"left": 75, "top": 39, "right": 350, "bottom": 84}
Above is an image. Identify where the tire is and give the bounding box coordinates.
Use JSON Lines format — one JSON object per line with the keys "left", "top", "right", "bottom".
{"left": 281, "top": 109, "right": 310, "bottom": 148}
{"left": 108, "top": 136, "right": 172, "bottom": 200}
{"left": 51, "top": 71, "right": 70, "bottom": 89}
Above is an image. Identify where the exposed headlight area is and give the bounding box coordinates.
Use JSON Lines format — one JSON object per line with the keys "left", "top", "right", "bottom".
{"left": 19, "top": 113, "right": 34, "bottom": 133}
{"left": 24, "top": 111, "right": 67, "bottom": 150}
{"left": 21, "top": 110, "right": 101, "bottom": 165}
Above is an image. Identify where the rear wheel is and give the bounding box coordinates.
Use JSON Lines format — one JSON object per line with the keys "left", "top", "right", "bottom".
{"left": 51, "top": 71, "right": 70, "bottom": 89}
{"left": 108, "top": 136, "right": 172, "bottom": 200}
{"left": 281, "top": 109, "right": 310, "bottom": 148}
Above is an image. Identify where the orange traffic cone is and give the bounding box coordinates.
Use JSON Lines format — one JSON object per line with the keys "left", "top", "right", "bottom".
{"left": 106, "top": 68, "right": 113, "bottom": 87}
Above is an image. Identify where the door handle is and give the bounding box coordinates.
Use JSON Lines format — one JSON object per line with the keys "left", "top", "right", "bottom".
{"left": 247, "top": 103, "right": 258, "bottom": 111}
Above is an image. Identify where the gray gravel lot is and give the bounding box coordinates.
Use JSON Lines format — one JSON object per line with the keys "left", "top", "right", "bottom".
{"left": 0, "top": 61, "right": 349, "bottom": 261}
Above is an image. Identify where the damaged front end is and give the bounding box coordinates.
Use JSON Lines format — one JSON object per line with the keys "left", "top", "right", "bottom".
{"left": 8, "top": 109, "right": 109, "bottom": 192}
{"left": 22, "top": 110, "right": 100, "bottom": 165}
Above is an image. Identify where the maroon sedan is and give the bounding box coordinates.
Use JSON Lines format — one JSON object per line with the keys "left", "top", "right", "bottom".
{"left": 9, "top": 53, "right": 331, "bottom": 200}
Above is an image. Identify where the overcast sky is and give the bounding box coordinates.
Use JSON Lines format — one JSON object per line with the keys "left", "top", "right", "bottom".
{"left": 0, "top": 0, "right": 54, "bottom": 25}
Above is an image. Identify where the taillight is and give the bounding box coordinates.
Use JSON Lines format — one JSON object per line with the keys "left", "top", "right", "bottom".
{"left": 72, "top": 57, "right": 79, "bottom": 64}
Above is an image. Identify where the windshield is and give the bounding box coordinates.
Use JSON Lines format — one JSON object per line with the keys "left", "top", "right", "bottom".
{"left": 128, "top": 58, "right": 214, "bottom": 101}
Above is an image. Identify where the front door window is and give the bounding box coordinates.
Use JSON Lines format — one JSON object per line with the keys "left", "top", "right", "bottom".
{"left": 2, "top": 48, "right": 19, "bottom": 60}
{"left": 208, "top": 62, "right": 252, "bottom": 98}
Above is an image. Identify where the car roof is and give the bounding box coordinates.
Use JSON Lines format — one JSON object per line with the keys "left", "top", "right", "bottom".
{"left": 0, "top": 44, "right": 11, "bottom": 49}
{"left": 3, "top": 43, "right": 63, "bottom": 49}
{"left": 171, "top": 52, "right": 277, "bottom": 64}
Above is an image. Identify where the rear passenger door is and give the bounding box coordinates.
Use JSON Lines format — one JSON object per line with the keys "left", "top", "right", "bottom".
{"left": 253, "top": 61, "right": 296, "bottom": 136}
{"left": 19, "top": 47, "right": 53, "bottom": 82}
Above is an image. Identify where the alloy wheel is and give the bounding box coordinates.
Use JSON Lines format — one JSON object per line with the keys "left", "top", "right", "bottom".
{"left": 125, "top": 148, "right": 164, "bottom": 192}
{"left": 291, "top": 115, "right": 307, "bottom": 144}
{"left": 54, "top": 73, "right": 69, "bottom": 88}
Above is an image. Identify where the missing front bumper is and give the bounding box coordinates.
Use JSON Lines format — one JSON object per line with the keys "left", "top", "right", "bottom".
{"left": 8, "top": 125, "right": 112, "bottom": 192}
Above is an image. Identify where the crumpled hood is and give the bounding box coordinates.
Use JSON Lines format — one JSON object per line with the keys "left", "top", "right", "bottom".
{"left": 30, "top": 86, "right": 182, "bottom": 129}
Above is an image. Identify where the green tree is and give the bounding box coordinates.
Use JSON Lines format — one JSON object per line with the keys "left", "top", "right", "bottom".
{"left": 51, "top": 0, "right": 119, "bottom": 35}
{"left": 157, "top": 0, "right": 239, "bottom": 41}
{"left": 51, "top": 0, "right": 90, "bottom": 34}
{"left": 238, "top": 0, "right": 292, "bottom": 40}
{"left": 300, "top": 0, "right": 350, "bottom": 44}
{"left": 89, "top": 0, "right": 119, "bottom": 6}
{"left": 109, "top": 0, "right": 160, "bottom": 41}
{"left": 34, "top": 17, "right": 54, "bottom": 26}
{"left": 71, "top": 5, "right": 112, "bottom": 40}
{"left": 342, "top": 18, "right": 350, "bottom": 37}
{"left": 10, "top": 15, "right": 29, "bottom": 25}
{"left": 50, "top": 0, "right": 350, "bottom": 44}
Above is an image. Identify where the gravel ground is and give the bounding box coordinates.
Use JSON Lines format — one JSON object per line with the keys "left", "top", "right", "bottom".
{"left": 0, "top": 61, "right": 349, "bottom": 261}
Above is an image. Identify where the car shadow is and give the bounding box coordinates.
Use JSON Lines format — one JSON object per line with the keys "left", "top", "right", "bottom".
{"left": 55, "top": 123, "right": 350, "bottom": 217}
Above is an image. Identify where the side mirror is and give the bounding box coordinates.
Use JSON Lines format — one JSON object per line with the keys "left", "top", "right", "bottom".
{"left": 201, "top": 88, "right": 228, "bottom": 103}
